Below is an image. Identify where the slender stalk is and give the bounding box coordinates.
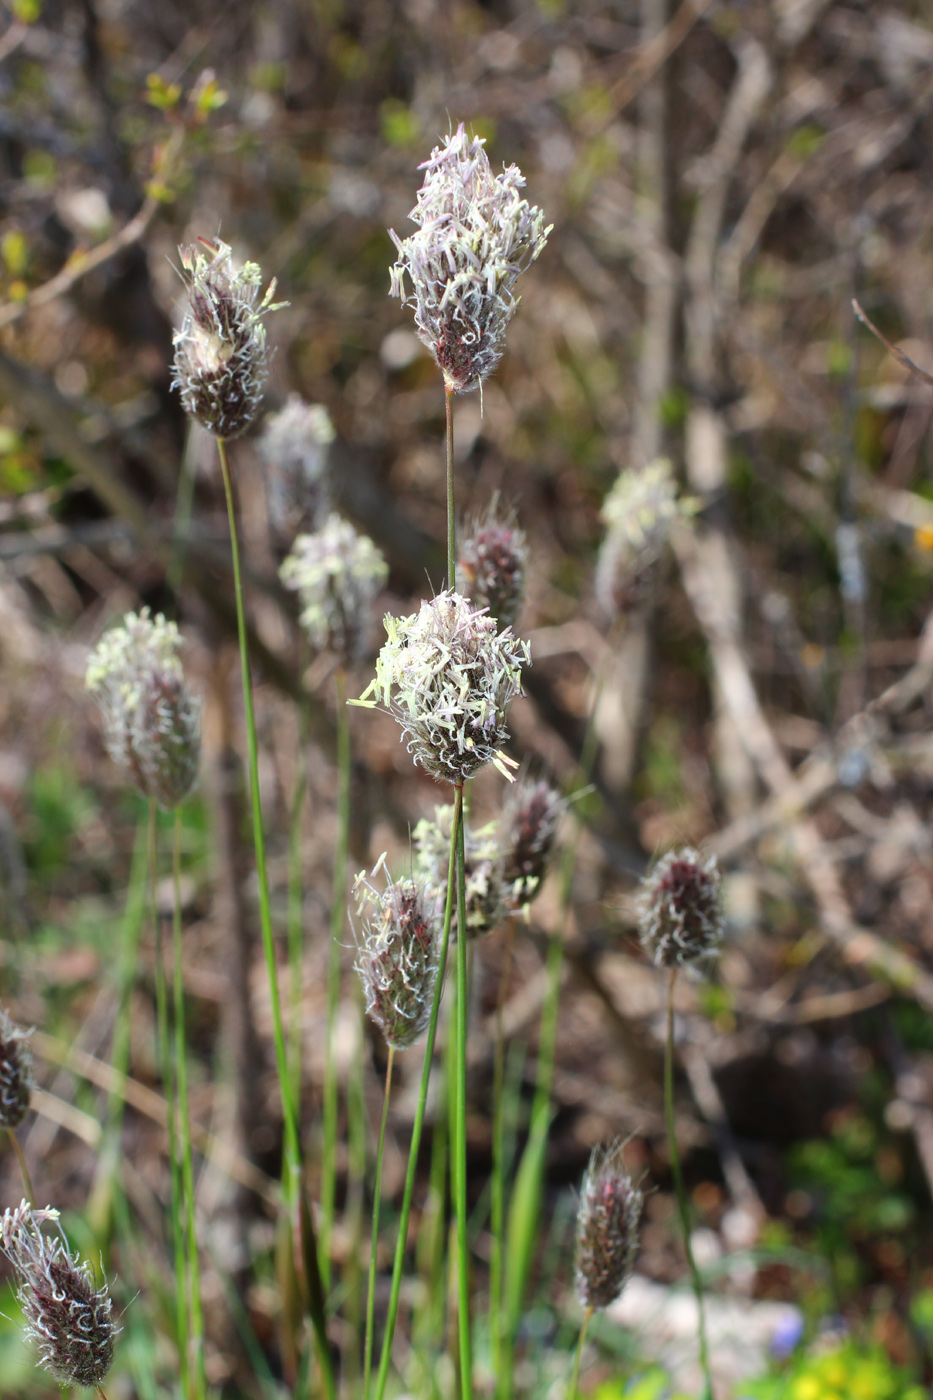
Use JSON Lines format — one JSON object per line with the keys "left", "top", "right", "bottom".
{"left": 665, "top": 968, "right": 714, "bottom": 1400}
{"left": 287, "top": 667, "right": 309, "bottom": 1112}
{"left": 569, "top": 1307, "right": 593, "bottom": 1400}
{"left": 454, "top": 794, "right": 472, "bottom": 1400}
{"left": 373, "top": 787, "right": 463, "bottom": 1400}
{"left": 500, "top": 687, "right": 605, "bottom": 1400}
{"left": 363, "top": 1046, "right": 395, "bottom": 1400}
{"left": 321, "top": 666, "right": 351, "bottom": 1284}
{"left": 173, "top": 809, "right": 206, "bottom": 1400}
{"left": 488, "top": 918, "right": 516, "bottom": 1377}
{"left": 149, "top": 800, "right": 189, "bottom": 1398}
{"left": 216, "top": 437, "right": 335, "bottom": 1400}
{"left": 345, "top": 991, "right": 368, "bottom": 1386}
{"left": 445, "top": 385, "right": 455, "bottom": 588}
{"left": 7, "top": 1128, "right": 34, "bottom": 1204}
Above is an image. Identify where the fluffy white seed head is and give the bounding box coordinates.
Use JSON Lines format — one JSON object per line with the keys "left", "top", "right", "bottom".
{"left": 575, "top": 1143, "right": 643, "bottom": 1311}
{"left": 281, "top": 513, "right": 388, "bottom": 663}
{"left": 456, "top": 505, "right": 528, "bottom": 631}
{"left": 389, "top": 124, "right": 550, "bottom": 394}
{"left": 1, "top": 1201, "right": 119, "bottom": 1388}
{"left": 172, "top": 238, "right": 283, "bottom": 439}
{"left": 596, "top": 459, "right": 695, "bottom": 616}
{"left": 86, "top": 609, "right": 201, "bottom": 809}
{"left": 414, "top": 804, "right": 507, "bottom": 939}
{"left": 357, "top": 590, "right": 529, "bottom": 785}
{"left": 353, "top": 862, "right": 439, "bottom": 1050}
{"left": 636, "top": 848, "right": 724, "bottom": 969}
{"left": 0, "top": 1007, "right": 34, "bottom": 1129}
{"left": 259, "top": 394, "right": 335, "bottom": 534}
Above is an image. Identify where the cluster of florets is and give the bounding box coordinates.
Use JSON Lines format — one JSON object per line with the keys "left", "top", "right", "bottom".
{"left": 390, "top": 124, "right": 551, "bottom": 393}
{"left": 0, "top": 1006, "right": 34, "bottom": 1129}
{"left": 172, "top": 238, "right": 283, "bottom": 439}
{"left": 501, "top": 778, "right": 564, "bottom": 908}
{"left": 280, "top": 513, "right": 388, "bottom": 664}
{"left": 414, "top": 804, "right": 507, "bottom": 939}
{"left": 575, "top": 1143, "right": 643, "bottom": 1311}
{"left": 596, "top": 459, "right": 694, "bottom": 616}
{"left": 353, "top": 860, "right": 439, "bottom": 1050}
{"left": 357, "top": 590, "right": 530, "bottom": 784}
{"left": 86, "top": 609, "right": 201, "bottom": 809}
{"left": 636, "top": 848, "right": 724, "bottom": 969}
{"left": 259, "top": 394, "right": 335, "bottom": 535}
{"left": 456, "top": 506, "right": 528, "bottom": 630}
{"left": 413, "top": 776, "right": 563, "bottom": 936}
{"left": 1, "top": 1201, "right": 119, "bottom": 1388}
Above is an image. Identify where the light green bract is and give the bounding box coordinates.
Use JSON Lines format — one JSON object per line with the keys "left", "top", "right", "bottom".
{"left": 355, "top": 589, "right": 529, "bottom": 784}
{"left": 280, "top": 512, "right": 387, "bottom": 662}
{"left": 86, "top": 608, "right": 201, "bottom": 809}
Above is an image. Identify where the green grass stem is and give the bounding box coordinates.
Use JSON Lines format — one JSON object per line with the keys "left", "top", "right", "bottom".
{"left": 364, "top": 1045, "right": 395, "bottom": 1400}
{"left": 488, "top": 918, "right": 516, "bottom": 1377}
{"left": 569, "top": 1306, "right": 592, "bottom": 1400}
{"left": 321, "top": 666, "right": 351, "bottom": 1286}
{"left": 665, "top": 967, "right": 715, "bottom": 1400}
{"left": 148, "top": 800, "right": 189, "bottom": 1398}
{"left": 454, "top": 797, "right": 473, "bottom": 1400}
{"left": 172, "top": 808, "right": 206, "bottom": 1400}
{"left": 373, "top": 785, "right": 463, "bottom": 1400}
{"left": 217, "top": 436, "right": 335, "bottom": 1400}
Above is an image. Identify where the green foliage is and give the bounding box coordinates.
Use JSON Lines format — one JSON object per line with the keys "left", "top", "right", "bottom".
{"left": 592, "top": 1369, "right": 692, "bottom": 1400}
{"left": 787, "top": 1111, "right": 916, "bottom": 1299}
{"left": 145, "top": 72, "right": 181, "bottom": 110}
{"left": 381, "top": 99, "right": 420, "bottom": 149}
{"left": 23, "top": 758, "right": 99, "bottom": 880}
{"left": 742, "top": 1339, "right": 925, "bottom": 1400}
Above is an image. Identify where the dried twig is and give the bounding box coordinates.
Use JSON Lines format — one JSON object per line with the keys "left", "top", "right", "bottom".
{"left": 852, "top": 298, "right": 933, "bottom": 389}
{"left": 0, "top": 126, "right": 184, "bottom": 333}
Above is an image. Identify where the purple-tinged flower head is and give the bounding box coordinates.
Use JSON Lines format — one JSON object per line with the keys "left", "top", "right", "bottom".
{"left": 501, "top": 777, "right": 564, "bottom": 910}
{"left": 0, "top": 1007, "right": 34, "bottom": 1129}
{"left": 86, "top": 609, "right": 201, "bottom": 810}
{"left": 280, "top": 513, "right": 388, "bottom": 664}
{"left": 172, "top": 238, "right": 284, "bottom": 439}
{"left": 575, "top": 1142, "right": 643, "bottom": 1311}
{"left": 596, "top": 459, "right": 695, "bottom": 617}
{"left": 414, "top": 804, "right": 506, "bottom": 939}
{"left": 636, "top": 848, "right": 724, "bottom": 969}
{"left": 1, "top": 1201, "right": 119, "bottom": 1388}
{"left": 456, "top": 504, "right": 528, "bottom": 630}
{"left": 259, "top": 394, "right": 335, "bottom": 535}
{"left": 389, "top": 124, "right": 551, "bottom": 394}
{"left": 353, "top": 858, "right": 439, "bottom": 1049}
{"left": 356, "top": 590, "right": 530, "bottom": 785}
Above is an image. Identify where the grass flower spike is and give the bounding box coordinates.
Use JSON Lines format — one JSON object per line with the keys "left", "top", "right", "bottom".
{"left": 172, "top": 238, "right": 283, "bottom": 439}
{"left": 1, "top": 1201, "right": 119, "bottom": 1389}
{"left": 414, "top": 804, "right": 507, "bottom": 938}
{"left": 597, "top": 458, "right": 693, "bottom": 615}
{"left": 259, "top": 394, "right": 335, "bottom": 533}
{"left": 357, "top": 590, "right": 529, "bottom": 784}
{"left": 86, "top": 608, "right": 201, "bottom": 810}
{"left": 637, "top": 847, "right": 724, "bottom": 969}
{"left": 501, "top": 777, "right": 564, "bottom": 909}
{"left": 574, "top": 1143, "right": 643, "bottom": 1311}
{"left": 354, "top": 860, "right": 440, "bottom": 1050}
{"left": 390, "top": 123, "right": 550, "bottom": 394}
{"left": 456, "top": 505, "right": 528, "bottom": 630}
{"left": 0, "top": 1007, "right": 34, "bottom": 1129}
{"left": 281, "top": 512, "right": 388, "bottom": 663}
